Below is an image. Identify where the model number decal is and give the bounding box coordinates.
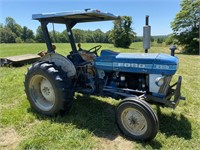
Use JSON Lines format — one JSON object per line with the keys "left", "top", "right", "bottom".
{"left": 154, "top": 65, "right": 169, "bottom": 69}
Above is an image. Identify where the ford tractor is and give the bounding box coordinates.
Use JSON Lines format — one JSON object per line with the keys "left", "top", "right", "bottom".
{"left": 24, "top": 9, "right": 185, "bottom": 141}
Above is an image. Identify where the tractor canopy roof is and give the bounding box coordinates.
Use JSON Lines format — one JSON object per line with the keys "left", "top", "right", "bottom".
{"left": 32, "top": 9, "right": 119, "bottom": 24}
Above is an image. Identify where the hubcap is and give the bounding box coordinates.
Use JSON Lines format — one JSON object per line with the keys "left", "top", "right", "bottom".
{"left": 29, "top": 75, "right": 56, "bottom": 111}
{"left": 40, "top": 78, "right": 55, "bottom": 103}
{"left": 121, "top": 108, "right": 147, "bottom": 136}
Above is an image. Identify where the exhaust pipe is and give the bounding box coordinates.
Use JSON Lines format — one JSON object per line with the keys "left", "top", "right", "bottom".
{"left": 169, "top": 45, "right": 177, "bottom": 56}
{"left": 143, "top": 15, "right": 151, "bottom": 53}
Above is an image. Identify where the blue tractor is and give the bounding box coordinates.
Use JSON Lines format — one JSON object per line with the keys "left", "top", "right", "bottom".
{"left": 24, "top": 9, "right": 185, "bottom": 141}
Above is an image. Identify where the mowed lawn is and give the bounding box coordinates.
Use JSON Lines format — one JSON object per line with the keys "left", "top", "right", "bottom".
{"left": 0, "top": 43, "right": 200, "bottom": 150}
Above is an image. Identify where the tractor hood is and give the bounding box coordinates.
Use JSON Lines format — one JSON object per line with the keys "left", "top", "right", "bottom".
{"left": 95, "top": 50, "right": 179, "bottom": 75}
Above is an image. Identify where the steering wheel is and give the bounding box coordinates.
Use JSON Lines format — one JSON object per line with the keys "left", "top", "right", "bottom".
{"left": 88, "top": 45, "right": 102, "bottom": 55}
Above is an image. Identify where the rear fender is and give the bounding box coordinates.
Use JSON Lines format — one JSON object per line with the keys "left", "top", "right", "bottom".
{"left": 41, "top": 53, "right": 76, "bottom": 78}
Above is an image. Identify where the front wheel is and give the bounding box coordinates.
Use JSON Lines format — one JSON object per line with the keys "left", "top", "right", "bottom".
{"left": 116, "top": 98, "right": 159, "bottom": 141}
{"left": 24, "top": 61, "right": 74, "bottom": 116}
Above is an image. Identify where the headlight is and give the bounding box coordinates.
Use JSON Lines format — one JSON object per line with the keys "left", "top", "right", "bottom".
{"left": 155, "top": 77, "right": 164, "bottom": 87}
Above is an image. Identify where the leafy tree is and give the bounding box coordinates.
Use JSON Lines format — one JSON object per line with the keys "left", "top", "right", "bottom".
{"left": 2, "top": 17, "right": 35, "bottom": 43}
{"left": 15, "top": 37, "right": 23, "bottom": 43}
{"left": 0, "top": 27, "right": 16, "bottom": 43}
{"left": 0, "top": 23, "right": 3, "bottom": 29}
{"left": 105, "top": 30, "right": 112, "bottom": 43}
{"left": 151, "top": 37, "right": 155, "bottom": 42}
{"left": 85, "top": 30, "right": 94, "bottom": 43}
{"left": 21, "top": 26, "right": 35, "bottom": 42}
{"left": 35, "top": 26, "right": 45, "bottom": 43}
{"left": 25, "top": 39, "right": 35, "bottom": 43}
{"left": 49, "top": 31, "right": 59, "bottom": 43}
{"left": 171, "top": 0, "right": 200, "bottom": 54}
{"left": 133, "top": 36, "right": 142, "bottom": 42}
{"left": 5, "top": 17, "right": 22, "bottom": 37}
{"left": 73, "top": 29, "right": 86, "bottom": 43}
{"left": 92, "top": 29, "right": 105, "bottom": 43}
{"left": 165, "top": 34, "right": 176, "bottom": 45}
{"left": 157, "top": 38, "right": 164, "bottom": 44}
{"left": 59, "top": 30, "right": 69, "bottom": 43}
{"left": 110, "top": 16, "right": 135, "bottom": 48}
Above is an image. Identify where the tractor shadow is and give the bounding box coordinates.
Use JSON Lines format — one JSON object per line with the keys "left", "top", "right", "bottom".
{"left": 27, "top": 95, "right": 191, "bottom": 149}
{"left": 28, "top": 95, "right": 162, "bottom": 148}
{"left": 28, "top": 94, "right": 119, "bottom": 140}
{"left": 156, "top": 106, "right": 192, "bottom": 140}
{"left": 63, "top": 94, "right": 119, "bottom": 140}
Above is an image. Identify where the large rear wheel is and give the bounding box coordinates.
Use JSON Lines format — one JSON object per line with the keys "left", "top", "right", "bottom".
{"left": 116, "top": 98, "right": 159, "bottom": 141}
{"left": 24, "top": 61, "right": 74, "bottom": 116}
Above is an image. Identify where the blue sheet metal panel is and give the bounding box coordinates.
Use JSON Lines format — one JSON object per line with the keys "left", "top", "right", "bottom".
{"left": 95, "top": 51, "right": 178, "bottom": 75}
{"left": 95, "top": 61, "right": 177, "bottom": 75}
{"left": 155, "top": 53, "right": 179, "bottom": 65}
{"left": 95, "top": 52, "right": 116, "bottom": 70}
{"left": 95, "top": 61, "right": 113, "bottom": 71}
{"left": 114, "top": 53, "right": 178, "bottom": 75}
{"left": 153, "top": 53, "right": 178, "bottom": 75}
{"left": 116, "top": 53, "right": 159, "bottom": 59}
{"left": 100, "top": 50, "right": 119, "bottom": 57}
{"left": 115, "top": 53, "right": 178, "bottom": 65}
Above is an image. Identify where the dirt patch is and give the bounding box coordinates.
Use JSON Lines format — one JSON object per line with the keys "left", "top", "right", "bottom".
{"left": 95, "top": 135, "right": 135, "bottom": 150}
{"left": 0, "top": 128, "right": 22, "bottom": 150}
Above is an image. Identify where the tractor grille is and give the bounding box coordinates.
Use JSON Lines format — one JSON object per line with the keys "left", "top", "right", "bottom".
{"left": 158, "top": 76, "right": 172, "bottom": 95}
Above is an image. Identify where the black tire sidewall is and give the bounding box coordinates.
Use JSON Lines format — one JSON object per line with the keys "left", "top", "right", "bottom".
{"left": 25, "top": 61, "right": 73, "bottom": 116}
{"left": 116, "top": 101, "right": 158, "bottom": 141}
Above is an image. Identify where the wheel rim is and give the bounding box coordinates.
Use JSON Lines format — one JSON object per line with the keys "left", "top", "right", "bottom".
{"left": 121, "top": 107, "right": 147, "bottom": 136}
{"left": 29, "top": 75, "right": 56, "bottom": 111}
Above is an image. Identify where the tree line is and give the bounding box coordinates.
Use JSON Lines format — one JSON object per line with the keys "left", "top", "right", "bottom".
{"left": 0, "top": 16, "right": 167, "bottom": 44}
{"left": 0, "top": 17, "right": 114, "bottom": 44}
{"left": 0, "top": 17, "right": 35, "bottom": 43}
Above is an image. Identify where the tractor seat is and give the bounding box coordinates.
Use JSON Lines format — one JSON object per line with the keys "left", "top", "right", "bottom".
{"left": 68, "top": 52, "right": 91, "bottom": 67}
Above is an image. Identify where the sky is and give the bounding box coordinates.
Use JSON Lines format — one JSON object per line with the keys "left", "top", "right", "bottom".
{"left": 0, "top": 0, "right": 181, "bottom": 36}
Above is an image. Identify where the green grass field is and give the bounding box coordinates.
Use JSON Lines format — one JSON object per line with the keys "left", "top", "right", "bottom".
{"left": 0, "top": 43, "right": 200, "bottom": 150}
